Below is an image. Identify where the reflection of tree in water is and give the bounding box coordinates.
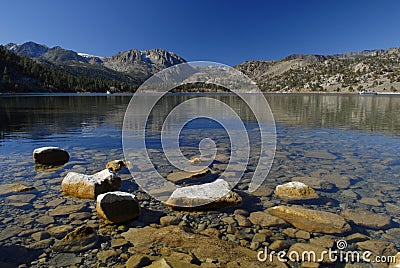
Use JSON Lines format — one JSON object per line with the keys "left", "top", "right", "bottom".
{"left": 266, "top": 95, "right": 400, "bottom": 135}
{"left": 1, "top": 94, "right": 400, "bottom": 141}
{"left": 0, "top": 96, "right": 130, "bottom": 139}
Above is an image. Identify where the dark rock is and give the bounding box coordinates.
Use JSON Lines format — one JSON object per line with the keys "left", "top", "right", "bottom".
{"left": 33, "top": 147, "right": 69, "bottom": 166}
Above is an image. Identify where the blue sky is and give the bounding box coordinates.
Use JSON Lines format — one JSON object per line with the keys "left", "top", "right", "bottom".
{"left": 1, "top": 0, "right": 400, "bottom": 65}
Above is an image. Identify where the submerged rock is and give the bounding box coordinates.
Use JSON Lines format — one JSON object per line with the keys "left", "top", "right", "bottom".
{"left": 356, "top": 240, "right": 398, "bottom": 256}
{"left": 165, "top": 179, "right": 242, "bottom": 210}
{"left": 274, "top": 181, "right": 319, "bottom": 202}
{"left": 121, "top": 225, "right": 285, "bottom": 267}
{"left": 96, "top": 191, "right": 140, "bottom": 223}
{"left": 288, "top": 243, "right": 334, "bottom": 264}
{"left": 291, "top": 177, "right": 335, "bottom": 191}
{"left": 33, "top": 146, "right": 69, "bottom": 166}
{"left": 166, "top": 168, "right": 212, "bottom": 184}
{"left": 62, "top": 169, "right": 121, "bottom": 199}
{"left": 341, "top": 209, "right": 392, "bottom": 230}
{"left": 268, "top": 205, "right": 351, "bottom": 234}
{"left": 0, "top": 183, "right": 35, "bottom": 195}
{"left": 248, "top": 211, "right": 288, "bottom": 227}
{"left": 53, "top": 225, "right": 98, "bottom": 252}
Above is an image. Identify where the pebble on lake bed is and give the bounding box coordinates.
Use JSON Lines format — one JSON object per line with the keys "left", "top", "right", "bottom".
{"left": 96, "top": 191, "right": 140, "bottom": 223}
{"left": 62, "top": 169, "right": 121, "bottom": 199}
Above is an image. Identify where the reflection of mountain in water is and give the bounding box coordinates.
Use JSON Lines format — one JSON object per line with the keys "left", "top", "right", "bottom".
{"left": 266, "top": 95, "right": 400, "bottom": 134}
{"left": 1, "top": 94, "right": 400, "bottom": 141}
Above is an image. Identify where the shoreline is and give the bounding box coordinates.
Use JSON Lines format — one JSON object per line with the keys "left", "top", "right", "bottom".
{"left": 1, "top": 91, "right": 400, "bottom": 97}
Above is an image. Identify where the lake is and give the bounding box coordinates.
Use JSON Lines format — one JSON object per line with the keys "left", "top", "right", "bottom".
{"left": 0, "top": 93, "right": 399, "bottom": 266}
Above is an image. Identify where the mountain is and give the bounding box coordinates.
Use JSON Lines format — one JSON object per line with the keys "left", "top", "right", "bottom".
{"left": 3, "top": 41, "right": 400, "bottom": 93}
{"left": 0, "top": 45, "right": 139, "bottom": 93}
{"left": 5, "top": 41, "right": 186, "bottom": 84}
{"left": 236, "top": 48, "right": 400, "bottom": 93}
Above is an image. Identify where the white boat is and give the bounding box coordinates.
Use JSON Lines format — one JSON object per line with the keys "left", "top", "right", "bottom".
{"left": 359, "top": 90, "right": 377, "bottom": 95}
{"left": 106, "top": 90, "right": 112, "bottom": 95}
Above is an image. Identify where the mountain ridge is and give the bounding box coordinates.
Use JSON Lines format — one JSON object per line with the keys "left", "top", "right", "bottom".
{"left": 2, "top": 41, "right": 400, "bottom": 93}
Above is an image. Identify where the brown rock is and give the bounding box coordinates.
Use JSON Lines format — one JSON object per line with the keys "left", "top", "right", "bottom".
{"left": 0, "top": 183, "right": 35, "bottom": 195}
{"left": 309, "top": 236, "right": 335, "bottom": 248}
{"left": 283, "top": 228, "right": 311, "bottom": 239}
{"left": 269, "top": 240, "right": 290, "bottom": 251}
{"left": 47, "top": 225, "right": 74, "bottom": 239}
{"left": 250, "top": 184, "right": 274, "bottom": 197}
{"left": 97, "top": 249, "right": 121, "bottom": 262}
{"left": 388, "top": 253, "right": 400, "bottom": 268}
{"left": 234, "top": 209, "right": 250, "bottom": 216}
{"left": 31, "top": 231, "right": 51, "bottom": 241}
{"left": 359, "top": 197, "right": 383, "bottom": 207}
{"left": 235, "top": 214, "right": 252, "bottom": 227}
{"left": 167, "top": 168, "right": 211, "bottom": 183}
{"left": 268, "top": 205, "right": 351, "bottom": 234}
{"left": 252, "top": 233, "right": 267, "bottom": 243}
{"left": 52, "top": 225, "right": 98, "bottom": 252}
{"left": 275, "top": 182, "right": 319, "bottom": 202}
{"left": 200, "top": 228, "right": 221, "bottom": 238}
{"left": 305, "top": 150, "right": 337, "bottom": 160}
{"left": 160, "top": 216, "right": 180, "bottom": 226}
{"left": 106, "top": 159, "right": 126, "bottom": 172}
{"left": 125, "top": 254, "right": 153, "bottom": 268}
{"left": 62, "top": 169, "right": 121, "bottom": 199}
{"left": 291, "top": 177, "right": 335, "bottom": 191}
{"left": 249, "top": 211, "right": 288, "bottom": 227}
{"left": 345, "top": 233, "right": 369, "bottom": 243}
{"left": 96, "top": 191, "right": 140, "bottom": 223}
{"left": 357, "top": 240, "right": 398, "bottom": 256}
{"left": 121, "top": 225, "right": 282, "bottom": 267}
{"left": 288, "top": 243, "right": 334, "bottom": 264}
{"left": 341, "top": 209, "right": 392, "bottom": 230}
{"left": 49, "top": 204, "right": 86, "bottom": 217}
{"left": 322, "top": 175, "right": 351, "bottom": 189}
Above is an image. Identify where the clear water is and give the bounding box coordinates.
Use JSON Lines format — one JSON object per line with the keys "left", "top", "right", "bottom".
{"left": 0, "top": 93, "right": 399, "bottom": 264}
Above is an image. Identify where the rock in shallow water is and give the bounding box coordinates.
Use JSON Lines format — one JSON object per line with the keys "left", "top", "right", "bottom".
{"left": 0, "top": 183, "right": 35, "bottom": 195}
{"left": 267, "top": 205, "right": 351, "bottom": 234}
{"left": 33, "top": 147, "right": 69, "bottom": 166}
{"left": 62, "top": 169, "right": 121, "bottom": 199}
{"left": 52, "top": 225, "right": 98, "bottom": 252}
{"left": 341, "top": 209, "right": 392, "bottom": 230}
{"left": 275, "top": 181, "right": 319, "bottom": 202}
{"left": 165, "top": 179, "right": 242, "bottom": 210}
{"left": 248, "top": 211, "right": 288, "bottom": 227}
{"left": 106, "top": 159, "right": 127, "bottom": 172}
{"left": 121, "top": 225, "right": 286, "bottom": 267}
{"left": 96, "top": 191, "right": 140, "bottom": 223}
{"left": 291, "top": 176, "right": 335, "bottom": 191}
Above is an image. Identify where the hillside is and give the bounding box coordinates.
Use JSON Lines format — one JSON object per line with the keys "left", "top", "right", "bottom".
{"left": 2, "top": 41, "right": 400, "bottom": 93}
{"left": 236, "top": 48, "right": 400, "bottom": 93}
{"left": 0, "top": 46, "right": 137, "bottom": 93}
{"left": 5, "top": 42, "right": 186, "bottom": 85}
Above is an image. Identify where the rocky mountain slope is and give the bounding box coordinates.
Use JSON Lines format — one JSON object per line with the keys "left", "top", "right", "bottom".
{"left": 236, "top": 48, "right": 400, "bottom": 93}
{"left": 5, "top": 41, "right": 186, "bottom": 85}
{"left": 2, "top": 41, "right": 400, "bottom": 93}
